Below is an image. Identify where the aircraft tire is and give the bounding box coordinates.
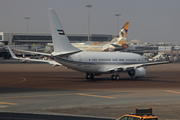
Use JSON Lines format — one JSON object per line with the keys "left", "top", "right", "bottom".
{"left": 111, "top": 75, "right": 115, "bottom": 80}
{"left": 90, "top": 74, "right": 94, "bottom": 80}
{"left": 86, "top": 73, "right": 90, "bottom": 79}
{"left": 115, "top": 75, "right": 120, "bottom": 81}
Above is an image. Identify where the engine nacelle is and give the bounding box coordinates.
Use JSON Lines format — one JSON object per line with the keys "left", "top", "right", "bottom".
{"left": 128, "top": 67, "right": 146, "bottom": 78}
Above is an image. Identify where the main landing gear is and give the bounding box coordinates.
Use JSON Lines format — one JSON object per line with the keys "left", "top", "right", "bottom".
{"left": 85, "top": 73, "right": 120, "bottom": 81}
{"left": 111, "top": 73, "right": 120, "bottom": 81}
{"left": 86, "top": 73, "right": 94, "bottom": 80}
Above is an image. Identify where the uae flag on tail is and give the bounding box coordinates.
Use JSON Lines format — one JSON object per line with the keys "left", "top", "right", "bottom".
{"left": 57, "top": 30, "right": 65, "bottom": 35}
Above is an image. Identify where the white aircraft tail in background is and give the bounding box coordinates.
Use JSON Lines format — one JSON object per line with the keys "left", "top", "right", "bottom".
{"left": 102, "top": 22, "right": 129, "bottom": 51}
{"left": 118, "top": 22, "right": 129, "bottom": 44}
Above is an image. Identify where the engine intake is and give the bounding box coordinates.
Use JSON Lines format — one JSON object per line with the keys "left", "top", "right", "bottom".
{"left": 128, "top": 67, "right": 146, "bottom": 78}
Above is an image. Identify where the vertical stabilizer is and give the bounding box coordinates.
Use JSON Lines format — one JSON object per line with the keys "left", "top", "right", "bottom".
{"left": 48, "top": 8, "right": 80, "bottom": 55}
{"left": 119, "top": 22, "right": 129, "bottom": 38}
{"left": 118, "top": 22, "right": 129, "bottom": 45}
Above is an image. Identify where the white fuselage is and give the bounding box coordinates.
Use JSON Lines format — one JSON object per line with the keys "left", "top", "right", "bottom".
{"left": 53, "top": 51, "right": 147, "bottom": 73}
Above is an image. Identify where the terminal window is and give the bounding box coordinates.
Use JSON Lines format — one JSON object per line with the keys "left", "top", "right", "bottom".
{"left": 0, "top": 35, "right": 2, "bottom": 40}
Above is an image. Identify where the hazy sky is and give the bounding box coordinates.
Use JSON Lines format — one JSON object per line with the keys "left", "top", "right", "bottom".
{"left": 0, "top": 0, "right": 180, "bottom": 44}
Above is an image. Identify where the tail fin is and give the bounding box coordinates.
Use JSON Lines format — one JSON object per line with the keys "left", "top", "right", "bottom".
{"left": 118, "top": 22, "right": 129, "bottom": 45}
{"left": 119, "top": 22, "right": 129, "bottom": 38}
{"left": 48, "top": 8, "right": 80, "bottom": 55}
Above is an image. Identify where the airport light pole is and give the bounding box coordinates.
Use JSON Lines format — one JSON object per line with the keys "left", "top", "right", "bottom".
{"left": 115, "top": 14, "right": 121, "bottom": 36}
{"left": 25, "top": 17, "right": 30, "bottom": 32}
{"left": 86, "top": 5, "right": 92, "bottom": 42}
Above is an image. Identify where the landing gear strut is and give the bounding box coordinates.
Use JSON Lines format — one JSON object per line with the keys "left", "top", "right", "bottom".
{"left": 111, "top": 73, "right": 120, "bottom": 81}
{"left": 86, "top": 73, "right": 94, "bottom": 80}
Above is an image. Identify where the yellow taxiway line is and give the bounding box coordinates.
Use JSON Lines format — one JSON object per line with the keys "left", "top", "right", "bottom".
{"left": 0, "top": 101, "right": 18, "bottom": 105}
{"left": 76, "top": 93, "right": 116, "bottom": 99}
{"left": 2, "top": 93, "right": 115, "bottom": 99}
{"left": 1, "top": 93, "right": 75, "bottom": 99}
{"left": 165, "top": 90, "right": 180, "bottom": 94}
{"left": 0, "top": 77, "right": 26, "bottom": 86}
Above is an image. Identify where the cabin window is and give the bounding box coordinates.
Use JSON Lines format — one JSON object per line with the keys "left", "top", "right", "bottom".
{"left": 112, "top": 59, "right": 117, "bottom": 61}
{"left": 126, "top": 59, "right": 137, "bottom": 61}
{"left": 119, "top": 59, "right": 124, "bottom": 61}
{"left": 92, "top": 59, "right": 97, "bottom": 61}
{"left": 98, "top": 59, "right": 111, "bottom": 61}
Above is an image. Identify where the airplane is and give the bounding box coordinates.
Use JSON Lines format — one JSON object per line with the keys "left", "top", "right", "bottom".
{"left": 45, "top": 22, "right": 129, "bottom": 52}
{"left": 8, "top": 8, "right": 173, "bottom": 80}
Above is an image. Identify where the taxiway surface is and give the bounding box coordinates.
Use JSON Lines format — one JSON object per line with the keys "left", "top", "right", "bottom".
{"left": 0, "top": 63, "right": 180, "bottom": 120}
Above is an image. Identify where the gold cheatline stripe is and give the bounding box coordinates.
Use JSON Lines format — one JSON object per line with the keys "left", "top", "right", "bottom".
{"left": 76, "top": 93, "right": 115, "bottom": 99}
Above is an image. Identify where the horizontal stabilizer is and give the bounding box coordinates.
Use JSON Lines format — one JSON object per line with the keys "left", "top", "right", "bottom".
{"left": 52, "top": 50, "right": 81, "bottom": 56}
{"left": 13, "top": 49, "right": 51, "bottom": 56}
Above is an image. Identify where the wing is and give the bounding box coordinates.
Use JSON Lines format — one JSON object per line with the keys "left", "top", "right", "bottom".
{"left": 106, "top": 61, "right": 170, "bottom": 72}
{"left": 7, "top": 46, "right": 61, "bottom": 67}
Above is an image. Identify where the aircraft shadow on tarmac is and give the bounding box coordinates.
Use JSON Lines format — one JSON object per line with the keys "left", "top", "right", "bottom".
{"left": 38, "top": 75, "right": 180, "bottom": 84}
{"left": 72, "top": 77, "right": 180, "bottom": 84}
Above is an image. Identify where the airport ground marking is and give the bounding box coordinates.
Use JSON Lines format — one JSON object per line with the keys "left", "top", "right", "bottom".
{"left": 0, "top": 93, "right": 75, "bottom": 99}
{"left": 1, "top": 93, "right": 115, "bottom": 99}
{"left": 0, "top": 101, "right": 18, "bottom": 105}
{"left": 76, "top": 93, "right": 116, "bottom": 99}
{"left": 165, "top": 90, "right": 180, "bottom": 94}
{"left": 0, "top": 77, "right": 26, "bottom": 86}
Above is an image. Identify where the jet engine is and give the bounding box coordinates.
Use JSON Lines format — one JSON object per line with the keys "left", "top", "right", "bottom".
{"left": 127, "top": 67, "right": 146, "bottom": 78}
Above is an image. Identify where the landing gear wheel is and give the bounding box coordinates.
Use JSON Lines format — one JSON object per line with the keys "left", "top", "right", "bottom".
{"left": 111, "top": 75, "right": 115, "bottom": 80}
{"left": 90, "top": 74, "right": 94, "bottom": 80}
{"left": 86, "top": 73, "right": 94, "bottom": 80}
{"left": 115, "top": 75, "right": 120, "bottom": 81}
{"left": 86, "top": 73, "right": 89, "bottom": 79}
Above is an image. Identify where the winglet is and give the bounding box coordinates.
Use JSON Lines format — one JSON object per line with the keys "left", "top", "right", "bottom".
{"left": 7, "top": 46, "right": 18, "bottom": 59}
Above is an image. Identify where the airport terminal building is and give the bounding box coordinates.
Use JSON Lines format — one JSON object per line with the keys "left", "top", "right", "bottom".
{"left": 0, "top": 32, "right": 113, "bottom": 45}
